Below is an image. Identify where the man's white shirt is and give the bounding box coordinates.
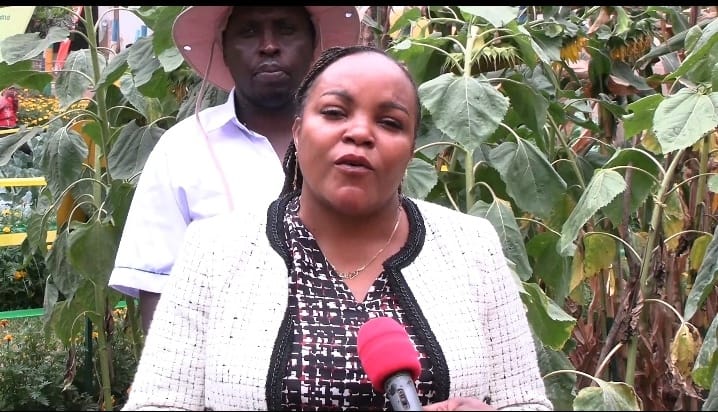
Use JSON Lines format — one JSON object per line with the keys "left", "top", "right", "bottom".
{"left": 108, "top": 92, "right": 285, "bottom": 298}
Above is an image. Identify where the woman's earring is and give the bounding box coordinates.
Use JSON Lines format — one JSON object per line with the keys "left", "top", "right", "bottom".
{"left": 293, "top": 150, "right": 299, "bottom": 191}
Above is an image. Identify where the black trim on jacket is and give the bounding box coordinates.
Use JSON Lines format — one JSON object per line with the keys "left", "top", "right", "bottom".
{"left": 264, "top": 192, "right": 450, "bottom": 408}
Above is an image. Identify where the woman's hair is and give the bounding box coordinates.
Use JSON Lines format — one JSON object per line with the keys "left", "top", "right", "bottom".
{"left": 281, "top": 45, "right": 421, "bottom": 195}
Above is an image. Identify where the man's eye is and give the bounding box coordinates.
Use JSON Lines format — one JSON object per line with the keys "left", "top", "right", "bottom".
{"left": 278, "top": 25, "right": 296, "bottom": 35}
{"left": 235, "top": 27, "right": 257, "bottom": 37}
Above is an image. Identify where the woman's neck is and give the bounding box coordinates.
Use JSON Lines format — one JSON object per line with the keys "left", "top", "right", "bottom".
{"left": 297, "top": 193, "right": 404, "bottom": 248}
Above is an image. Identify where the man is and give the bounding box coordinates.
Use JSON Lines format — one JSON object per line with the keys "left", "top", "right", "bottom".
{"left": 109, "top": 6, "right": 360, "bottom": 332}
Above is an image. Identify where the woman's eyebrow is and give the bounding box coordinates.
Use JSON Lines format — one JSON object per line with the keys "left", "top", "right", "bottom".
{"left": 320, "top": 90, "right": 410, "bottom": 115}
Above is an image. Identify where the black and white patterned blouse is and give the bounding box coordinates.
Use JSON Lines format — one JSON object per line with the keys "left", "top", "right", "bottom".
{"left": 281, "top": 196, "right": 436, "bottom": 410}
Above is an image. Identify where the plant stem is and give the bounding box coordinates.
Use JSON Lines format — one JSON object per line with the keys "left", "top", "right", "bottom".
{"left": 639, "top": 148, "right": 685, "bottom": 294}
{"left": 548, "top": 114, "right": 586, "bottom": 189}
{"left": 94, "top": 285, "right": 113, "bottom": 411}
{"left": 464, "top": 148, "right": 475, "bottom": 212}
{"left": 624, "top": 148, "right": 685, "bottom": 386}
{"left": 81, "top": 6, "right": 112, "bottom": 411}
{"left": 695, "top": 133, "right": 711, "bottom": 231}
{"left": 625, "top": 335, "right": 638, "bottom": 386}
{"left": 125, "top": 298, "right": 143, "bottom": 361}
{"left": 461, "top": 22, "right": 479, "bottom": 211}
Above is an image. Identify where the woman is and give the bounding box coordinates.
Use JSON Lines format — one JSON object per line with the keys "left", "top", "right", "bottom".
{"left": 123, "top": 45, "right": 552, "bottom": 411}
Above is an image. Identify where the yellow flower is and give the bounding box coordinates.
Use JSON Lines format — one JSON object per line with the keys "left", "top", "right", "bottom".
{"left": 92, "top": 331, "right": 99, "bottom": 339}
{"left": 2, "top": 226, "right": 10, "bottom": 233}
{"left": 1, "top": 209, "right": 9, "bottom": 216}
{"left": 560, "top": 36, "right": 588, "bottom": 63}
{"left": 13, "top": 270, "right": 27, "bottom": 280}
{"left": 3, "top": 333, "right": 12, "bottom": 342}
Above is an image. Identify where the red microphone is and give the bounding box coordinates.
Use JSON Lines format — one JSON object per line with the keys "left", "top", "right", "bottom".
{"left": 357, "top": 317, "right": 423, "bottom": 411}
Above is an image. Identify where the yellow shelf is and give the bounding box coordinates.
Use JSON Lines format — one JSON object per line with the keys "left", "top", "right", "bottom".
{"left": 0, "top": 230, "right": 56, "bottom": 247}
{"left": 0, "top": 128, "right": 19, "bottom": 136}
{"left": 0, "top": 177, "right": 47, "bottom": 187}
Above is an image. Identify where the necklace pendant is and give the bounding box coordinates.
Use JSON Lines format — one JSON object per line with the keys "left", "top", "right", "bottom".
{"left": 341, "top": 270, "right": 359, "bottom": 280}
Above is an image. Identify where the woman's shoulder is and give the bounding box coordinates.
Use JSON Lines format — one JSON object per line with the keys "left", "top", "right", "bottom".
{"left": 409, "top": 197, "right": 495, "bottom": 234}
{"left": 185, "top": 207, "right": 268, "bottom": 246}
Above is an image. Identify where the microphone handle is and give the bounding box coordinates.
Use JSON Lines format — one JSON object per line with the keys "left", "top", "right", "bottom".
{"left": 384, "top": 371, "right": 423, "bottom": 411}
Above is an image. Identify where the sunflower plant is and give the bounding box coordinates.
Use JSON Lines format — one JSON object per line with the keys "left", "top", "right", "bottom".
{"left": 0, "top": 5, "right": 206, "bottom": 410}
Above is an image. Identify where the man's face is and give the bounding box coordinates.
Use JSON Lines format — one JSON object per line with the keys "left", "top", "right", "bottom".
{"left": 222, "top": 7, "right": 315, "bottom": 110}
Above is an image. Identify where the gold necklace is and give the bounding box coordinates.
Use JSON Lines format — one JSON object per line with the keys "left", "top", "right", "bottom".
{"left": 327, "top": 205, "right": 402, "bottom": 280}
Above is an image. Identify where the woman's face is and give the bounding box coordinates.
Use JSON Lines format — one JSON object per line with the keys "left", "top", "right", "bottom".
{"left": 293, "top": 52, "right": 417, "bottom": 216}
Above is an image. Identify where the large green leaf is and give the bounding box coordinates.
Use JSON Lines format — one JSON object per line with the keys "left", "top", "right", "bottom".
{"left": 388, "top": 7, "right": 422, "bottom": 35}
{"left": 488, "top": 139, "right": 567, "bottom": 220}
{"left": 573, "top": 380, "right": 643, "bottom": 411}
{"left": 106, "top": 180, "right": 136, "bottom": 234}
{"left": 693, "top": 313, "right": 718, "bottom": 389}
{"left": 501, "top": 77, "right": 549, "bottom": 134}
{"left": 520, "top": 282, "right": 576, "bottom": 350}
{"left": 23, "top": 211, "right": 50, "bottom": 258}
{"left": 526, "top": 232, "right": 570, "bottom": 301}
{"left": 47, "top": 280, "right": 97, "bottom": 345}
{"left": 0, "top": 126, "right": 43, "bottom": 166}
{"left": 402, "top": 157, "right": 438, "bottom": 200}
{"left": 583, "top": 233, "right": 616, "bottom": 276}
{"left": 468, "top": 198, "right": 532, "bottom": 280}
{"left": 622, "top": 94, "right": 663, "bottom": 138}
{"left": 504, "top": 21, "right": 551, "bottom": 69}
{"left": 45, "top": 229, "right": 82, "bottom": 297}
{"left": 0, "top": 60, "right": 53, "bottom": 91}
{"left": 601, "top": 148, "right": 660, "bottom": 226}
{"left": 611, "top": 61, "right": 653, "bottom": 92}
{"left": 137, "top": 68, "right": 173, "bottom": 99}
{"left": 0, "top": 26, "right": 69, "bottom": 64}
{"left": 55, "top": 49, "right": 104, "bottom": 109}
{"left": 530, "top": 31, "right": 562, "bottom": 62}
{"left": 127, "top": 36, "right": 162, "bottom": 89}
{"left": 666, "top": 18, "right": 718, "bottom": 81}
{"left": 107, "top": 121, "right": 165, "bottom": 181}
{"left": 536, "top": 343, "right": 576, "bottom": 410}
{"left": 419, "top": 73, "right": 509, "bottom": 152}
{"left": 68, "top": 220, "right": 120, "bottom": 286}
{"left": 39, "top": 127, "right": 88, "bottom": 201}
{"left": 389, "top": 36, "right": 450, "bottom": 85}
{"left": 97, "top": 47, "right": 129, "bottom": 88}
{"left": 146, "top": 6, "right": 185, "bottom": 72}
{"left": 133, "top": 6, "right": 187, "bottom": 31}
{"left": 459, "top": 6, "right": 518, "bottom": 28}
{"left": 703, "top": 371, "right": 718, "bottom": 411}
{"left": 118, "top": 73, "right": 150, "bottom": 119}
{"left": 558, "top": 169, "right": 627, "bottom": 256}
{"left": 685, "top": 224, "right": 718, "bottom": 320}
{"left": 415, "top": 113, "right": 452, "bottom": 159}
{"left": 653, "top": 88, "right": 718, "bottom": 153}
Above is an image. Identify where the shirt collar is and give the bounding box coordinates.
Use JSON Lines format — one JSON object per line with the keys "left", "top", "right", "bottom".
{"left": 198, "top": 88, "right": 252, "bottom": 134}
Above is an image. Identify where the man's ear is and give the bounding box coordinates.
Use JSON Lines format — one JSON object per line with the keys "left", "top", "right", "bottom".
{"left": 292, "top": 117, "right": 302, "bottom": 151}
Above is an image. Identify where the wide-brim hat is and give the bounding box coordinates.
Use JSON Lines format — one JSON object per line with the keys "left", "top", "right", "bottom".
{"left": 172, "top": 6, "right": 361, "bottom": 92}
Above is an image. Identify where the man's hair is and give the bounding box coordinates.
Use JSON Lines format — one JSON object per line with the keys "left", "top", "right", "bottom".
{"left": 281, "top": 45, "right": 421, "bottom": 196}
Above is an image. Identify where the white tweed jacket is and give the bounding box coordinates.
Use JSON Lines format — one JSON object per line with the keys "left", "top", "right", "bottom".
{"left": 123, "top": 195, "right": 553, "bottom": 411}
